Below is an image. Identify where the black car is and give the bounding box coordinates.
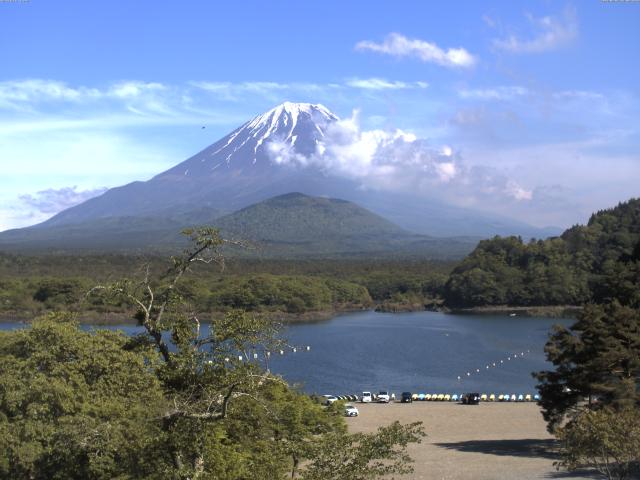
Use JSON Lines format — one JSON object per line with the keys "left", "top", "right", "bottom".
{"left": 400, "top": 392, "right": 413, "bottom": 403}
{"left": 461, "top": 393, "right": 480, "bottom": 405}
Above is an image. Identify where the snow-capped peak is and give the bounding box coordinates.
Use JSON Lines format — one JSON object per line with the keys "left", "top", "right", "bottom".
{"left": 164, "top": 102, "right": 340, "bottom": 177}
{"left": 244, "top": 102, "right": 338, "bottom": 132}
{"left": 195, "top": 102, "right": 338, "bottom": 167}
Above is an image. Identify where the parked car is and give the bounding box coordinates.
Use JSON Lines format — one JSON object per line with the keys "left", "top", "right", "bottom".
{"left": 377, "top": 390, "right": 390, "bottom": 403}
{"left": 361, "top": 391, "right": 373, "bottom": 403}
{"left": 461, "top": 393, "right": 480, "bottom": 405}
{"left": 400, "top": 392, "right": 413, "bottom": 403}
{"left": 344, "top": 404, "right": 359, "bottom": 417}
{"left": 322, "top": 395, "right": 339, "bottom": 406}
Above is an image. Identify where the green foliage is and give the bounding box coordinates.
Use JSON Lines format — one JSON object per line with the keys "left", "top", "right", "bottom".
{"left": 445, "top": 198, "right": 640, "bottom": 308}
{"left": 32, "top": 278, "right": 84, "bottom": 306}
{"left": 0, "top": 228, "right": 427, "bottom": 479}
{"left": 556, "top": 407, "right": 640, "bottom": 480}
{"left": 0, "top": 312, "right": 167, "bottom": 479}
{"left": 0, "top": 254, "right": 452, "bottom": 320}
{"left": 206, "top": 274, "right": 371, "bottom": 313}
{"left": 301, "top": 421, "right": 426, "bottom": 480}
{"left": 534, "top": 302, "right": 640, "bottom": 431}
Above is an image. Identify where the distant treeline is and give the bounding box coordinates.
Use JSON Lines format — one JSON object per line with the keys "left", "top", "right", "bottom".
{"left": 444, "top": 198, "right": 640, "bottom": 309}
{"left": 0, "top": 255, "right": 453, "bottom": 320}
{"left": 3, "top": 198, "right": 639, "bottom": 319}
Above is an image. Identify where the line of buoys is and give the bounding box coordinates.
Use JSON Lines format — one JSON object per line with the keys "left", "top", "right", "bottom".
{"left": 223, "top": 344, "right": 312, "bottom": 364}
{"left": 456, "top": 349, "right": 533, "bottom": 382}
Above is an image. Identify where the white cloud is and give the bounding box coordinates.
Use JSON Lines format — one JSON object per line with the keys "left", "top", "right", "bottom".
{"left": 0, "top": 129, "right": 184, "bottom": 230}
{"left": 108, "top": 81, "right": 167, "bottom": 98}
{"left": 493, "top": 7, "right": 578, "bottom": 54}
{"left": 440, "top": 145, "right": 453, "bottom": 157}
{"left": 19, "top": 186, "right": 108, "bottom": 215}
{"left": 435, "top": 162, "right": 457, "bottom": 182}
{"left": 505, "top": 180, "right": 533, "bottom": 201}
{"left": 0, "top": 79, "right": 171, "bottom": 110}
{"left": 0, "top": 79, "right": 101, "bottom": 110}
{"left": 482, "top": 14, "right": 497, "bottom": 28}
{"left": 264, "top": 110, "right": 532, "bottom": 206}
{"left": 553, "top": 90, "right": 604, "bottom": 101}
{"left": 355, "top": 33, "right": 477, "bottom": 68}
{"left": 459, "top": 86, "right": 529, "bottom": 101}
{"left": 345, "top": 78, "right": 429, "bottom": 90}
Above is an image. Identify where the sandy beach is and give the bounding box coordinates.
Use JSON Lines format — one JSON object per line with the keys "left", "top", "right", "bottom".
{"left": 346, "top": 402, "right": 598, "bottom": 480}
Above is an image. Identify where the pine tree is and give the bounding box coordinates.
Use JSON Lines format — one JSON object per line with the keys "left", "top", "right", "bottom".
{"left": 534, "top": 302, "right": 640, "bottom": 431}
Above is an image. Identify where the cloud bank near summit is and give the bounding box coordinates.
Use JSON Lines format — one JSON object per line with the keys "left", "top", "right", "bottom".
{"left": 266, "top": 110, "right": 533, "bottom": 208}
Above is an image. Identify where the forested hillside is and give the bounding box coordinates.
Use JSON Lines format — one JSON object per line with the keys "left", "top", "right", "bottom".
{"left": 0, "top": 255, "right": 452, "bottom": 321}
{"left": 444, "top": 198, "right": 640, "bottom": 308}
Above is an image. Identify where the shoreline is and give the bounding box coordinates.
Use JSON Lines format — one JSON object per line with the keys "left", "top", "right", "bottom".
{"left": 0, "top": 306, "right": 370, "bottom": 326}
{"left": 445, "top": 305, "right": 582, "bottom": 318}
{"left": 0, "top": 303, "right": 581, "bottom": 326}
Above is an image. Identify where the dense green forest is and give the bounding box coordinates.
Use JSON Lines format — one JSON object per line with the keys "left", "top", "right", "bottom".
{"left": 0, "top": 255, "right": 452, "bottom": 322}
{"left": 444, "top": 198, "right": 640, "bottom": 309}
{"left": 0, "top": 230, "right": 426, "bottom": 479}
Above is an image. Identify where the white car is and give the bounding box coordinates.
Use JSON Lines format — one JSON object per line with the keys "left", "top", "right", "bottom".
{"left": 377, "top": 390, "right": 390, "bottom": 403}
{"left": 322, "top": 395, "right": 339, "bottom": 406}
{"left": 361, "top": 391, "right": 373, "bottom": 403}
{"left": 344, "top": 404, "right": 359, "bottom": 417}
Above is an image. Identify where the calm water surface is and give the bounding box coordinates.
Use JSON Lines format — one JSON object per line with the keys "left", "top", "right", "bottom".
{"left": 1, "top": 311, "right": 572, "bottom": 396}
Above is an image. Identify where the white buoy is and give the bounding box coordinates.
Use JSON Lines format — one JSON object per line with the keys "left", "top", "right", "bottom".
{"left": 476, "top": 369, "right": 480, "bottom": 373}
{"left": 466, "top": 372, "right": 471, "bottom": 376}
{"left": 266, "top": 352, "right": 271, "bottom": 357}
{"left": 293, "top": 348, "right": 297, "bottom": 353}
{"left": 279, "top": 350, "right": 284, "bottom": 355}
{"left": 457, "top": 376, "right": 461, "bottom": 380}
{"left": 306, "top": 346, "right": 311, "bottom": 351}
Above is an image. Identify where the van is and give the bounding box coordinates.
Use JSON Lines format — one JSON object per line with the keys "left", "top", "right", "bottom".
{"left": 461, "top": 393, "right": 480, "bottom": 405}
{"left": 400, "top": 392, "right": 413, "bottom": 403}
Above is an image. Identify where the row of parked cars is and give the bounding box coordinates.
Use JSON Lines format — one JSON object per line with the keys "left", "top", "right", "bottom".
{"left": 321, "top": 395, "right": 360, "bottom": 416}
{"left": 322, "top": 391, "right": 540, "bottom": 416}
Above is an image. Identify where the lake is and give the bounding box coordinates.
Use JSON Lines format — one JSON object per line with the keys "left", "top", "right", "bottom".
{"left": 1, "top": 310, "right": 572, "bottom": 396}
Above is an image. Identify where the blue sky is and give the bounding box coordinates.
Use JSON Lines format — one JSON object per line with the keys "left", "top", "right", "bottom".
{"left": 0, "top": 0, "right": 639, "bottom": 230}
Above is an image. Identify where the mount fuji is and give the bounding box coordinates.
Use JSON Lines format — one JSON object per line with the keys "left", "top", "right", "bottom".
{"left": 0, "top": 102, "right": 558, "bottom": 254}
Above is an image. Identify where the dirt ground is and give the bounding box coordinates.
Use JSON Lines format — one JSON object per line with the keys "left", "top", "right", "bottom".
{"left": 346, "top": 402, "right": 599, "bottom": 480}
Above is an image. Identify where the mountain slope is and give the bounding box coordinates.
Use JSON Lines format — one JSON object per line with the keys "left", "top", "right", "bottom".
{"left": 215, "top": 192, "right": 405, "bottom": 241}
{"left": 212, "top": 193, "right": 478, "bottom": 258}
{"left": 0, "top": 102, "right": 559, "bottom": 249}
{"left": 40, "top": 102, "right": 338, "bottom": 227}
{"left": 0, "top": 193, "right": 479, "bottom": 258}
